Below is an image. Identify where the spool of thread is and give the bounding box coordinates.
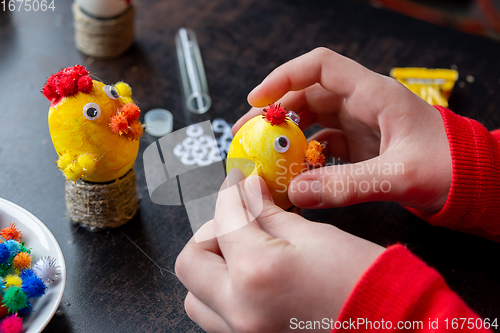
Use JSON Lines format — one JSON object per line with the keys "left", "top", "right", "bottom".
{"left": 72, "top": 2, "right": 135, "bottom": 58}
{"left": 65, "top": 169, "right": 139, "bottom": 231}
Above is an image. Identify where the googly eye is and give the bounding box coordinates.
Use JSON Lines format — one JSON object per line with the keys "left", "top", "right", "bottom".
{"left": 103, "top": 85, "right": 120, "bottom": 99}
{"left": 273, "top": 135, "right": 290, "bottom": 153}
{"left": 83, "top": 103, "right": 101, "bottom": 120}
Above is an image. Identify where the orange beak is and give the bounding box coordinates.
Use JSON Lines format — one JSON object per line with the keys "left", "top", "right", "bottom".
{"left": 110, "top": 103, "right": 143, "bottom": 140}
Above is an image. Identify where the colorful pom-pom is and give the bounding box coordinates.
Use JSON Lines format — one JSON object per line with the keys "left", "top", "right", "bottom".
{"left": 0, "top": 314, "right": 23, "bottom": 333}
{"left": 77, "top": 75, "right": 93, "bottom": 94}
{"left": 0, "top": 224, "right": 22, "bottom": 242}
{"left": 114, "top": 81, "right": 132, "bottom": 98}
{"left": 3, "top": 241, "right": 20, "bottom": 256}
{"left": 4, "top": 275, "right": 22, "bottom": 289}
{"left": 42, "top": 65, "right": 92, "bottom": 103}
{"left": 22, "top": 275, "right": 46, "bottom": 299}
{"left": 0, "top": 224, "right": 57, "bottom": 322}
{"left": 304, "top": 140, "right": 327, "bottom": 168}
{"left": 127, "top": 120, "right": 143, "bottom": 140}
{"left": 19, "top": 269, "right": 35, "bottom": 280}
{"left": 32, "top": 257, "right": 60, "bottom": 284}
{"left": 2, "top": 287, "right": 27, "bottom": 313}
{"left": 120, "top": 103, "right": 141, "bottom": 123}
{"left": 110, "top": 113, "right": 129, "bottom": 135}
{"left": 263, "top": 103, "right": 288, "bottom": 126}
{"left": 0, "top": 243, "right": 10, "bottom": 265}
{"left": 12, "top": 252, "right": 32, "bottom": 271}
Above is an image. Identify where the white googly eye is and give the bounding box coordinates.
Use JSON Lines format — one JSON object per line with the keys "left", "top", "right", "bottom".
{"left": 273, "top": 135, "right": 290, "bottom": 153}
{"left": 103, "top": 85, "right": 120, "bottom": 99}
{"left": 83, "top": 103, "right": 101, "bottom": 120}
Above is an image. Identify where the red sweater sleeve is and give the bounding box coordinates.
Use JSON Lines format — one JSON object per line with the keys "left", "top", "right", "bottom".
{"left": 334, "top": 245, "right": 492, "bottom": 332}
{"left": 407, "top": 106, "right": 500, "bottom": 236}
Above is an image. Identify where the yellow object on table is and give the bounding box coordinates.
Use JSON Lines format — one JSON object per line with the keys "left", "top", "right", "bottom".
{"left": 44, "top": 65, "right": 142, "bottom": 183}
{"left": 390, "top": 67, "right": 458, "bottom": 107}
{"left": 227, "top": 104, "right": 325, "bottom": 210}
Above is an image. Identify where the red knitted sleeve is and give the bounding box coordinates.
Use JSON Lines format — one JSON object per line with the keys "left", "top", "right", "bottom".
{"left": 407, "top": 106, "right": 500, "bottom": 236}
{"left": 334, "top": 245, "right": 492, "bottom": 332}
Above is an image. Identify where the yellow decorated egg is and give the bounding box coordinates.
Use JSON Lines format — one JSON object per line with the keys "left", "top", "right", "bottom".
{"left": 227, "top": 104, "right": 311, "bottom": 209}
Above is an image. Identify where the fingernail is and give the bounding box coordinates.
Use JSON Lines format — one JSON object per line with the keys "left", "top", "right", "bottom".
{"left": 290, "top": 180, "right": 322, "bottom": 207}
{"left": 246, "top": 175, "right": 273, "bottom": 202}
{"left": 226, "top": 168, "right": 244, "bottom": 187}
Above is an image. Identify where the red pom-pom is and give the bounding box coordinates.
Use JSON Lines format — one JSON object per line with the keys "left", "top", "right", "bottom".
{"left": 120, "top": 103, "right": 141, "bottom": 123}
{"left": 69, "top": 65, "right": 88, "bottom": 77}
{"left": 42, "top": 83, "right": 58, "bottom": 101}
{"left": 0, "top": 314, "right": 23, "bottom": 333}
{"left": 78, "top": 75, "right": 93, "bottom": 93}
{"left": 262, "top": 103, "right": 288, "bottom": 126}
{"left": 42, "top": 65, "right": 92, "bottom": 103}
{"left": 110, "top": 113, "right": 129, "bottom": 135}
{"left": 55, "top": 75, "right": 77, "bottom": 97}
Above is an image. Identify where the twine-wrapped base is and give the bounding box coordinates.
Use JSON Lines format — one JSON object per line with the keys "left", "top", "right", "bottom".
{"left": 65, "top": 169, "right": 139, "bottom": 231}
{"left": 72, "top": 2, "right": 135, "bottom": 58}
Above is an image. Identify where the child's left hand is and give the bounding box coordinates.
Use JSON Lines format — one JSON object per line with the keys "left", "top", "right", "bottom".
{"left": 175, "top": 170, "right": 385, "bottom": 333}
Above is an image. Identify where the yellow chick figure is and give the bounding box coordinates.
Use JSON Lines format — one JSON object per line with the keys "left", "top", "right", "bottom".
{"left": 227, "top": 104, "right": 325, "bottom": 209}
{"left": 43, "top": 65, "right": 142, "bottom": 183}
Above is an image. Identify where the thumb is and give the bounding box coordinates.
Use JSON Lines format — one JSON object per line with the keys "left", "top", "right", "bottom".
{"left": 241, "top": 175, "right": 284, "bottom": 222}
{"left": 242, "top": 175, "right": 305, "bottom": 238}
{"left": 289, "top": 155, "right": 405, "bottom": 208}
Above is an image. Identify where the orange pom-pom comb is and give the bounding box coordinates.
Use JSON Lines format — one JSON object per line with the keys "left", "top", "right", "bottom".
{"left": 120, "top": 103, "right": 141, "bottom": 123}
{"left": 110, "top": 113, "right": 129, "bottom": 135}
{"left": 304, "top": 140, "right": 326, "bottom": 168}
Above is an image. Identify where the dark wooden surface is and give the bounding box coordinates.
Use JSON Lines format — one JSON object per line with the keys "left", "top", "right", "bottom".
{"left": 1, "top": 0, "right": 500, "bottom": 332}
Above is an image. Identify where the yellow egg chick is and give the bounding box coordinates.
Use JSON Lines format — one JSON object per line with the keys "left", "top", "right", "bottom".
{"left": 227, "top": 104, "right": 325, "bottom": 209}
{"left": 43, "top": 65, "right": 142, "bottom": 182}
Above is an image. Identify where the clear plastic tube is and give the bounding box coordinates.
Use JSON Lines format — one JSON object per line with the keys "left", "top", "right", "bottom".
{"left": 175, "top": 28, "right": 212, "bottom": 114}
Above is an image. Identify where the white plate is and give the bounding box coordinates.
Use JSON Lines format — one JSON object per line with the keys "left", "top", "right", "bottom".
{"left": 0, "top": 198, "right": 66, "bottom": 333}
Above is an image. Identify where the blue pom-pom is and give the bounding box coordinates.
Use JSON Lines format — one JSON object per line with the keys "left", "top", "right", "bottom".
{"left": 20, "top": 269, "right": 36, "bottom": 279}
{"left": 0, "top": 243, "right": 9, "bottom": 265}
{"left": 3, "top": 240, "right": 20, "bottom": 256}
{"left": 22, "top": 275, "right": 47, "bottom": 298}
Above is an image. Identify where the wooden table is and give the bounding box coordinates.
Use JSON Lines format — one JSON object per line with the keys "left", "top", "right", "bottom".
{"left": 1, "top": 0, "right": 499, "bottom": 331}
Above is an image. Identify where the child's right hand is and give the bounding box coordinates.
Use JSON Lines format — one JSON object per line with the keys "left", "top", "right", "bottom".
{"left": 234, "top": 47, "right": 452, "bottom": 213}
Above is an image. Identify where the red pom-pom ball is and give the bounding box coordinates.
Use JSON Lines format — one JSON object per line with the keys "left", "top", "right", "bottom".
{"left": 263, "top": 103, "right": 288, "bottom": 126}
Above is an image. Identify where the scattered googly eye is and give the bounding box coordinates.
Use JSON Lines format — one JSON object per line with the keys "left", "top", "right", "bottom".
{"left": 173, "top": 144, "right": 189, "bottom": 157}
{"left": 186, "top": 124, "right": 204, "bottom": 137}
{"left": 192, "top": 146, "right": 208, "bottom": 158}
{"left": 83, "top": 103, "right": 101, "bottom": 120}
{"left": 212, "top": 118, "right": 228, "bottom": 133}
{"left": 198, "top": 134, "right": 216, "bottom": 148}
{"left": 196, "top": 154, "right": 213, "bottom": 166}
{"left": 210, "top": 147, "right": 224, "bottom": 161}
{"left": 273, "top": 135, "right": 290, "bottom": 153}
{"left": 181, "top": 152, "right": 198, "bottom": 165}
{"left": 103, "top": 85, "right": 120, "bottom": 99}
{"left": 182, "top": 137, "right": 199, "bottom": 149}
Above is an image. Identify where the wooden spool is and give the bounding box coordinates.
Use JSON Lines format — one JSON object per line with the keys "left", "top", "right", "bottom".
{"left": 65, "top": 169, "right": 139, "bottom": 231}
{"left": 72, "top": 2, "right": 135, "bottom": 58}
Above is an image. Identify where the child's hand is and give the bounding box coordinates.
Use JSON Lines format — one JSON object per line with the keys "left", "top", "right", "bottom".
{"left": 175, "top": 171, "right": 385, "bottom": 333}
{"left": 234, "top": 48, "right": 452, "bottom": 212}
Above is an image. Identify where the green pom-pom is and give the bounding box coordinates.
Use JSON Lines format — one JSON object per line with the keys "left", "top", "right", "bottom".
{"left": 2, "top": 287, "right": 27, "bottom": 312}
